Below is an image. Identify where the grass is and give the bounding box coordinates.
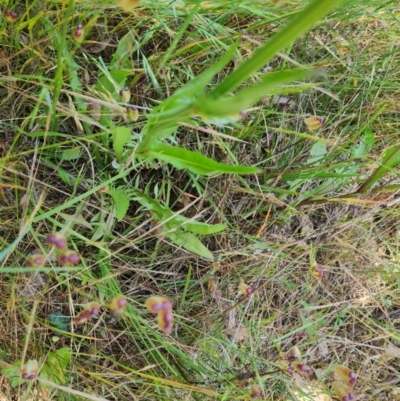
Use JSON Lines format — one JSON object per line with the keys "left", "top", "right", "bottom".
{"left": 1, "top": 0, "right": 400, "bottom": 400}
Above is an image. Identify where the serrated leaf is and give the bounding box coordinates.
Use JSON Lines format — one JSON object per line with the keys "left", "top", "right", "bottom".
{"left": 106, "top": 189, "right": 130, "bottom": 221}
{"left": 62, "top": 146, "right": 81, "bottom": 161}
{"left": 164, "top": 227, "right": 214, "bottom": 260}
{"left": 112, "top": 126, "right": 131, "bottom": 162}
{"left": 141, "top": 144, "right": 260, "bottom": 175}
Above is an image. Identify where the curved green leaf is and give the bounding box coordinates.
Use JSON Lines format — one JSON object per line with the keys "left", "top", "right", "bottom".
{"left": 107, "top": 188, "right": 130, "bottom": 221}
{"left": 141, "top": 144, "right": 260, "bottom": 175}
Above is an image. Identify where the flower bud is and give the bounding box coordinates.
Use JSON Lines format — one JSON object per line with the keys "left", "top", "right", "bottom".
{"left": 250, "top": 384, "right": 263, "bottom": 398}
{"left": 24, "top": 254, "right": 46, "bottom": 267}
{"left": 292, "top": 362, "right": 313, "bottom": 376}
{"left": 304, "top": 116, "right": 324, "bottom": 131}
{"left": 21, "top": 360, "right": 38, "bottom": 380}
{"left": 4, "top": 9, "right": 18, "bottom": 23}
{"left": 46, "top": 233, "right": 67, "bottom": 250}
{"left": 285, "top": 346, "right": 302, "bottom": 361}
{"left": 119, "top": 86, "right": 131, "bottom": 103}
{"left": 74, "top": 24, "right": 84, "bottom": 43}
{"left": 334, "top": 365, "right": 357, "bottom": 386}
{"left": 332, "top": 381, "right": 355, "bottom": 401}
{"left": 109, "top": 296, "right": 128, "bottom": 316}
{"left": 126, "top": 105, "right": 139, "bottom": 121}
{"left": 145, "top": 296, "right": 172, "bottom": 314}
{"left": 57, "top": 250, "right": 80, "bottom": 266}
{"left": 157, "top": 310, "right": 173, "bottom": 334}
{"left": 311, "top": 266, "right": 324, "bottom": 279}
{"left": 239, "top": 282, "right": 252, "bottom": 297}
{"left": 117, "top": 0, "right": 140, "bottom": 12}
{"left": 74, "top": 302, "right": 100, "bottom": 325}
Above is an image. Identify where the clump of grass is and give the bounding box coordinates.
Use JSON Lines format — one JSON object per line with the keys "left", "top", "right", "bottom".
{"left": 1, "top": 0, "right": 400, "bottom": 400}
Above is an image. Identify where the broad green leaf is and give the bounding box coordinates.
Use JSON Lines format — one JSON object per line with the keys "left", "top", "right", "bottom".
{"left": 130, "top": 189, "right": 227, "bottom": 234}
{"left": 112, "top": 126, "right": 131, "bottom": 162}
{"left": 353, "top": 129, "right": 374, "bottom": 158}
{"left": 307, "top": 141, "right": 327, "bottom": 165}
{"left": 111, "top": 31, "right": 137, "bottom": 69}
{"left": 62, "top": 146, "right": 81, "bottom": 161}
{"left": 94, "top": 68, "right": 131, "bottom": 100}
{"left": 163, "top": 227, "right": 214, "bottom": 260}
{"left": 141, "top": 144, "right": 260, "bottom": 175}
{"left": 211, "top": 0, "right": 348, "bottom": 97}
{"left": 41, "top": 348, "right": 72, "bottom": 386}
{"left": 195, "top": 69, "right": 312, "bottom": 118}
{"left": 357, "top": 144, "right": 400, "bottom": 194}
{"left": 107, "top": 188, "right": 130, "bottom": 222}
{"left": 48, "top": 311, "right": 69, "bottom": 333}
{"left": 2, "top": 362, "right": 21, "bottom": 388}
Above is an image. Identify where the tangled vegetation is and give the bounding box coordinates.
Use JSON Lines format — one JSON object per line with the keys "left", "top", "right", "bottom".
{"left": 1, "top": 0, "right": 400, "bottom": 400}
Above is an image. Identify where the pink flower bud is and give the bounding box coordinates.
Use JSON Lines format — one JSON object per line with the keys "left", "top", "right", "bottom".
{"left": 334, "top": 365, "right": 357, "bottom": 386}
{"left": 238, "top": 282, "right": 252, "bottom": 297}
{"left": 250, "top": 384, "right": 263, "bottom": 398}
{"left": 109, "top": 296, "right": 128, "bottom": 316}
{"left": 157, "top": 310, "right": 173, "bottom": 334}
{"left": 74, "top": 24, "right": 84, "bottom": 43}
{"left": 21, "top": 360, "right": 38, "bottom": 380}
{"left": 332, "top": 381, "right": 355, "bottom": 401}
{"left": 285, "top": 346, "right": 302, "bottom": 362}
{"left": 119, "top": 86, "right": 131, "bottom": 103}
{"left": 292, "top": 362, "right": 313, "bottom": 376}
{"left": 4, "top": 9, "right": 18, "bottom": 22}
{"left": 24, "top": 254, "right": 46, "bottom": 267}
{"left": 46, "top": 233, "right": 67, "bottom": 250}
{"left": 57, "top": 250, "right": 80, "bottom": 266}
{"left": 145, "top": 296, "right": 171, "bottom": 314}
{"left": 74, "top": 302, "right": 100, "bottom": 325}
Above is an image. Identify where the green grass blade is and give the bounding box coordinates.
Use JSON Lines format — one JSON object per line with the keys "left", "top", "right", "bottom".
{"left": 357, "top": 144, "right": 400, "bottom": 193}
{"left": 210, "top": 0, "right": 349, "bottom": 97}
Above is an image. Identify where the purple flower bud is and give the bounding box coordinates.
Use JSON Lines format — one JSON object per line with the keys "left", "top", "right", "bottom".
{"left": 163, "top": 312, "right": 173, "bottom": 323}
{"left": 90, "top": 307, "right": 100, "bottom": 316}
{"left": 68, "top": 252, "right": 80, "bottom": 265}
{"left": 348, "top": 392, "right": 355, "bottom": 400}
{"left": 161, "top": 300, "right": 172, "bottom": 311}
{"left": 57, "top": 254, "right": 69, "bottom": 265}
